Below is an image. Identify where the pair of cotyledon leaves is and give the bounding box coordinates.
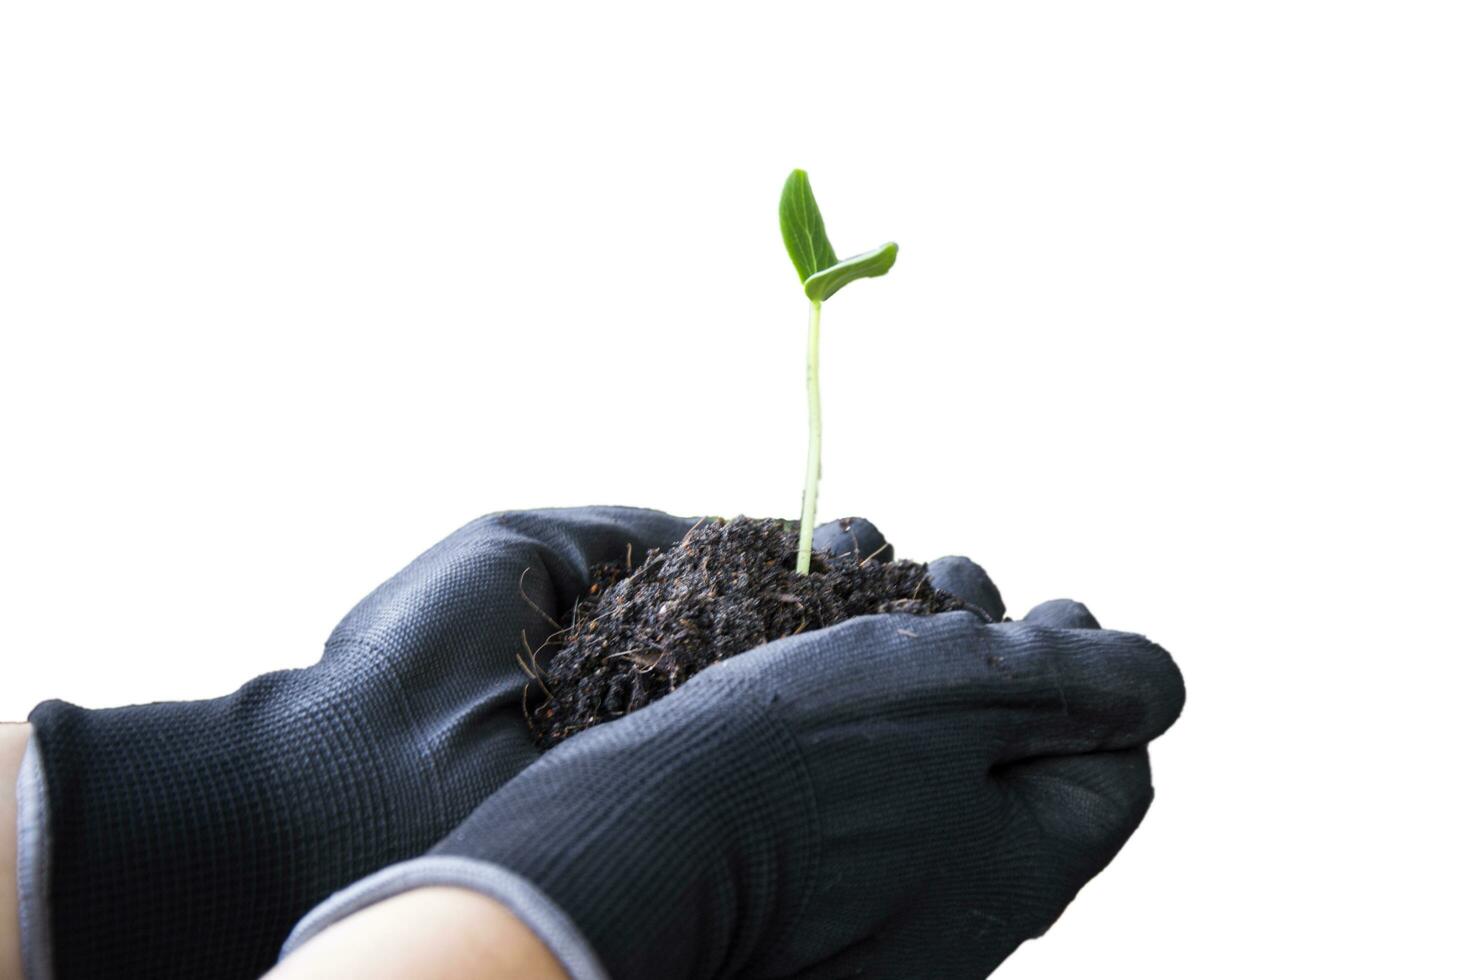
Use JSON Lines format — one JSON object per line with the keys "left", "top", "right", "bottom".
{"left": 779, "top": 169, "right": 898, "bottom": 302}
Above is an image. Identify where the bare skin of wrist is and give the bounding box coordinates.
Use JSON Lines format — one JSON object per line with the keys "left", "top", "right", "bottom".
{"left": 1, "top": 723, "right": 31, "bottom": 980}
{"left": 265, "top": 886, "right": 570, "bottom": 980}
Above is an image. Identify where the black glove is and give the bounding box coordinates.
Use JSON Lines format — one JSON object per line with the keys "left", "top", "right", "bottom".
{"left": 282, "top": 555, "right": 1185, "bottom": 979}
{"left": 22, "top": 507, "right": 696, "bottom": 978}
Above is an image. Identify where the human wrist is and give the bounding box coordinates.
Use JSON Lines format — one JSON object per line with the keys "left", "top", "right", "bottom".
{"left": 430, "top": 677, "right": 816, "bottom": 979}
{"left": 283, "top": 856, "right": 608, "bottom": 980}
{"left": 271, "top": 886, "right": 569, "bottom": 980}
{"left": 2, "top": 723, "right": 32, "bottom": 980}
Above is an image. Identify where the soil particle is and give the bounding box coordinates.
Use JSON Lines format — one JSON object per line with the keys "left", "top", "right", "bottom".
{"left": 528, "top": 516, "right": 973, "bottom": 747}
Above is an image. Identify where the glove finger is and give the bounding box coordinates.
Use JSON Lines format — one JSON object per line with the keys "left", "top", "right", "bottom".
{"left": 927, "top": 556, "right": 1006, "bottom": 621}
{"left": 329, "top": 506, "right": 698, "bottom": 653}
{"left": 722, "top": 613, "right": 1182, "bottom": 766}
{"left": 1020, "top": 598, "right": 1100, "bottom": 630}
{"left": 995, "top": 748, "right": 1155, "bottom": 935}
{"left": 812, "top": 517, "right": 892, "bottom": 563}
{"left": 981, "top": 625, "right": 1185, "bottom": 764}
{"left": 998, "top": 747, "right": 1153, "bottom": 855}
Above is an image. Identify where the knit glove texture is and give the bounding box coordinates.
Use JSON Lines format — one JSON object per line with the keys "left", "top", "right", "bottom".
{"left": 305, "top": 557, "right": 1185, "bottom": 978}
{"left": 24, "top": 506, "right": 695, "bottom": 978}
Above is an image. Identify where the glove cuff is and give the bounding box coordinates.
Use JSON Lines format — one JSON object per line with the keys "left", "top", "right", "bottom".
{"left": 24, "top": 665, "right": 435, "bottom": 977}
{"left": 279, "top": 856, "right": 609, "bottom": 980}
{"left": 15, "top": 736, "right": 53, "bottom": 980}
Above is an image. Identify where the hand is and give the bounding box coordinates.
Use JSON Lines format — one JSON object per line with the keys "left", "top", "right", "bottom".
{"left": 22, "top": 507, "right": 692, "bottom": 978}
{"left": 283, "top": 553, "right": 1185, "bottom": 979}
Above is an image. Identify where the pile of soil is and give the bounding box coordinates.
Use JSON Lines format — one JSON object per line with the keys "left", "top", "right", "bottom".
{"left": 527, "top": 516, "right": 971, "bottom": 747}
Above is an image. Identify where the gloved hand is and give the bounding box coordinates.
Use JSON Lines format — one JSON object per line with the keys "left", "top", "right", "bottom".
{"left": 22, "top": 507, "right": 700, "bottom": 978}
{"left": 282, "top": 556, "right": 1185, "bottom": 979}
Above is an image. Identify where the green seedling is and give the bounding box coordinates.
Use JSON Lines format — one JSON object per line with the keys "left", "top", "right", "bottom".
{"left": 779, "top": 169, "right": 898, "bottom": 575}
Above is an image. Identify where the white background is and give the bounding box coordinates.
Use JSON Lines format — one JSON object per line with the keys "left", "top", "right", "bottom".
{"left": 2, "top": 2, "right": 1470, "bottom": 975}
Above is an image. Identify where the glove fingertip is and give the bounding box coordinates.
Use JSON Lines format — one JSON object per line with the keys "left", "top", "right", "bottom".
{"left": 1106, "top": 631, "right": 1187, "bottom": 741}
{"left": 927, "top": 556, "right": 1006, "bottom": 621}
{"left": 1022, "top": 599, "right": 1100, "bottom": 630}
{"left": 813, "top": 517, "right": 892, "bottom": 563}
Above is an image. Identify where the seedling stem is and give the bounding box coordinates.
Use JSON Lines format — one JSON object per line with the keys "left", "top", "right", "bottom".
{"left": 797, "top": 298, "right": 824, "bottom": 574}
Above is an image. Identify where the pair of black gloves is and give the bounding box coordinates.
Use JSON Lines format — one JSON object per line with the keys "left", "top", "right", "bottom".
{"left": 22, "top": 507, "right": 1185, "bottom": 978}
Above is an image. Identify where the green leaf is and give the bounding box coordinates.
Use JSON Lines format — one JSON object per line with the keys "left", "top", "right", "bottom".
{"left": 803, "top": 242, "right": 899, "bottom": 302}
{"left": 779, "top": 169, "right": 839, "bottom": 283}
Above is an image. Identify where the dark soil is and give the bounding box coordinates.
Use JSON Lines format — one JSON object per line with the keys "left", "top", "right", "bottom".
{"left": 527, "top": 515, "right": 972, "bottom": 748}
